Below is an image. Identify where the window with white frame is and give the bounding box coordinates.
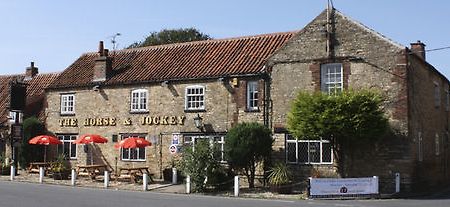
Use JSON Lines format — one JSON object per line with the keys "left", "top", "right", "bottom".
{"left": 434, "top": 82, "right": 440, "bottom": 108}
{"left": 247, "top": 81, "right": 259, "bottom": 111}
{"left": 130, "top": 89, "right": 148, "bottom": 112}
{"left": 183, "top": 135, "right": 226, "bottom": 163}
{"left": 120, "top": 134, "right": 147, "bottom": 161}
{"left": 60, "top": 94, "right": 75, "bottom": 115}
{"left": 286, "top": 134, "right": 332, "bottom": 164}
{"left": 57, "top": 134, "right": 77, "bottom": 159}
{"left": 321, "top": 63, "right": 343, "bottom": 95}
{"left": 185, "top": 85, "right": 205, "bottom": 111}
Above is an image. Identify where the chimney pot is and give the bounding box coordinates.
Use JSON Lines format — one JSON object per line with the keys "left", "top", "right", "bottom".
{"left": 98, "top": 41, "right": 104, "bottom": 56}
{"left": 93, "top": 42, "right": 112, "bottom": 82}
{"left": 410, "top": 40, "right": 426, "bottom": 61}
{"left": 25, "top": 61, "right": 38, "bottom": 80}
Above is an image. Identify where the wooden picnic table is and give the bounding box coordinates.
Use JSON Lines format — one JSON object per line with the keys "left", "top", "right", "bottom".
{"left": 28, "top": 162, "right": 51, "bottom": 174}
{"left": 75, "top": 164, "right": 107, "bottom": 179}
{"left": 118, "top": 166, "right": 154, "bottom": 183}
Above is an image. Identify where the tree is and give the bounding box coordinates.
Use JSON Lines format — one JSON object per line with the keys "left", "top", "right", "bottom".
{"left": 287, "top": 90, "right": 388, "bottom": 176}
{"left": 19, "top": 116, "right": 46, "bottom": 168}
{"left": 128, "top": 28, "right": 211, "bottom": 48}
{"left": 225, "top": 122, "right": 273, "bottom": 188}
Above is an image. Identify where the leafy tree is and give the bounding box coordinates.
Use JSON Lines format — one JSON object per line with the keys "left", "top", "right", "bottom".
{"left": 287, "top": 90, "right": 388, "bottom": 176}
{"left": 179, "top": 140, "right": 227, "bottom": 192}
{"left": 225, "top": 122, "right": 273, "bottom": 188}
{"left": 19, "top": 116, "right": 46, "bottom": 168}
{"left": 128, "top": 28, "right": 211, "bottom": 48}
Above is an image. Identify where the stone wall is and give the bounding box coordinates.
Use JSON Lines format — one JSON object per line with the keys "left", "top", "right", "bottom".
{"left": 408, "top": 55, "right": 450, "bottom": 190}
{"left": 45, "top": 77, "right": 265, "bottom": 178}
{"left": 267, "top": 10, "right": 418, "bottom": 193}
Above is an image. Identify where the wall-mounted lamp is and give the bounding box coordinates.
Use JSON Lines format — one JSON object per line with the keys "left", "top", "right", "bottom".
{"left": 92, "top": 85, "right": 100, "bottom": 92}
{"left": 161, "top": 81, "right": 169, "bottom": 87}
{"left": 193, "top": 113, "right": 204, "bottom": 131}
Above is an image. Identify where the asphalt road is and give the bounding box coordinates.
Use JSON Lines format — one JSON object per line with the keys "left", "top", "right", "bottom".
{"left": 0, "top": 181, "right": 449, "bottom": 207}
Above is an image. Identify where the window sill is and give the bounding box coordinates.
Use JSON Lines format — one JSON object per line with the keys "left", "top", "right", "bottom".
{"left": 60, "top": 113, "right": 76, "bottom": 116}
{"left": 120, "top": 160, "right": 147, "bottom": 162}
{"left": 184, "top": 109, "right": 206, "bottom": 113}
{"left": 129, "top": 110, "right": 149, "bottom": 114}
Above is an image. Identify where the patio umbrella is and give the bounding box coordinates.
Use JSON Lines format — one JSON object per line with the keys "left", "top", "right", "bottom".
{"left": 74, "top": 134, "right": 108, "bottom": 165}
{"left": 114, "top": 137, "right": 151, "bottom": 170}
{"left": 114, "top": 137, "right": 152, "bottom": 149}
{"left": 74, "top": 134, "right": 108, "bottom": 144}
{"left": 28, "top": 135, "right": 62, "bottom": 162}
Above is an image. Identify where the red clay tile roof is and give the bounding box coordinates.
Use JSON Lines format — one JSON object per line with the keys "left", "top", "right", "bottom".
{"left": 0, "top": 73, "right": 60, "bottom": 126}
{"left": 48, "top": 31, "right": 296, "bottom": 89}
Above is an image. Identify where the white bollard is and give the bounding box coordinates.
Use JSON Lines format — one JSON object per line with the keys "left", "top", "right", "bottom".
{"left": 39, "top": 167, "right": 44, "bottom": 183}
{"left": 395, "top": 173, "right": 400, "bottom": 193}
{"left": 234, "top": 175, "right": 239, "bottom": 197}
{"left": 143, "top": 173, "right": 148, "bottom": 191}
{"left": 186, "top": 175, "right": 191, "bottom": 194}
{"left": 104, "top": 171, "right": 109, "bottom": 188}
{"left": 71, "top": 169, "right": 76, "bottom": 186}
{"left": 10, "top": 166, "right": 15, "bottom": 181}
{"left": 172, "top": 168, "right": 177, "bottom": 184}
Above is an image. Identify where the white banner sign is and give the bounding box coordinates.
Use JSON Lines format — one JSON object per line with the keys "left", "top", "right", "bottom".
{"left": 310, "top": 177, "right": 379, "bottom": 196}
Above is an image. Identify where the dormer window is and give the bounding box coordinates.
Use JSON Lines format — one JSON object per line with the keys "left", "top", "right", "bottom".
{"left": 130, "top": 89, "right": 148, "bottom": 112}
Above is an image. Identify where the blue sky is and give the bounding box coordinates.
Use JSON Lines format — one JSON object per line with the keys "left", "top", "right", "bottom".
{"left": 1, "top": 0, "right": 449, "bottom": 78}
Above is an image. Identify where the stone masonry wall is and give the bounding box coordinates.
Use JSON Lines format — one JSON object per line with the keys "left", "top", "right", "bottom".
{"left": 267, "top": 10, "right": 416, "bottom": 193}
{"left": 408, "top": 55, "right": 450, "bottom": 190}
{"left": 45, "top": 77, "right": 265, "bottom": 178}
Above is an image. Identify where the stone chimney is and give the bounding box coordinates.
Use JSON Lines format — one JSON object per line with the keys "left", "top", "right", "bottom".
{"left": 93, "top": 41, "right": 112, "bottom": 82}
{"left": 410, "top": 40, "right": 426, "bottom": 61}
{"left": 24, "top": 62, "right": 38, "bottom": 81}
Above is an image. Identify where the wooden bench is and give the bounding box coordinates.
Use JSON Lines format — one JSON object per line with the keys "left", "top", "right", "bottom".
{"left": 117, "top": 166, "right": 154, "bottom": 183}
{"left": 76, "top": 164, "right": 107, "bottom": 179}
{"left": 28, "top": 162, "right": 51, "bottom": 174}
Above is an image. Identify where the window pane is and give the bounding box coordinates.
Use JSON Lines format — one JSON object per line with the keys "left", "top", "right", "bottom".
{"left": 287, "top": 142, "right": 297, "bottom": 163}
{"left": 138, "top": 148, "right": 145, "bottom": 160}
{"left": 298, "top": 142, "right": 308, "bottom": 163}
{"left": 309, "top": 142, "right": 321, "bottom": 163}
{"left": 322, "top": 142, "right": 332, "bottom": 163}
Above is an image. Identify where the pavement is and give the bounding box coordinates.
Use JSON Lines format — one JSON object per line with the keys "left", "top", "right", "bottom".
{"left": 0, "top": 170, "right": 306, "bottom": 200}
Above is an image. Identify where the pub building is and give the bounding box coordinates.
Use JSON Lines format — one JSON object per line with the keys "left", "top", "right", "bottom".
{"left": 43, "top": 9, "right": 450, "bottom": 193}
{"left": 44, "top": 33, "right": 293, "bottom": 180}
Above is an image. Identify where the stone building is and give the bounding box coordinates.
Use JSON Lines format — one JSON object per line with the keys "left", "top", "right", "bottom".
{"left": 0, "top": 63, "right": 59, "bottom": 162}
{"left": 268, "top": 9, "right": 450, "bottom": 192}
{"left": 43, "top": 8, "right": 449, "bottom": 193}
{"left": 44, "top": 34, "right": 293, "bottom": 179}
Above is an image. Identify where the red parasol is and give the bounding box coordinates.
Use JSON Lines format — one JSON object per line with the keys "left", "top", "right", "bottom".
{"left": 114, "top": 137, "right": 151, "bottom": 149}
{"left": 73, "top": 134, "right": 108, "bottom": 165}
{"left": 28, "top": 135, "right": 62, "bottom": 162}
{"left": 29, "top": 135, "right": 62, "bottom": 145}
{"left": 74, "top": 134, "right": 108, "bottom": 144}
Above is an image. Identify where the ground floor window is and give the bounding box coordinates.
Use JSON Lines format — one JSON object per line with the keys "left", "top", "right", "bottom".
{"left": 57, "top": 134, "right": 77, "bottom": 159}
{"left": 183, "top": 134, "right": 226, "bottom": 163}
{"left": 120, "top": 134, "right": 146, "bottom": 161}
{"left": 286, "top": 134, "right": 332, "bottom": 164}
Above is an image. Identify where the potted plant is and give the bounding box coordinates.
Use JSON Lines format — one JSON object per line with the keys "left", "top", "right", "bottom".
{"left": 267, "top": 162, "right": 292, "bottom": 194}
{"left": 51, "top": 154, "right": 70, "bottom": 180}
